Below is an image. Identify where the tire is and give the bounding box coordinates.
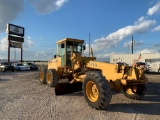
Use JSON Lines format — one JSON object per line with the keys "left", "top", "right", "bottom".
{"left": 39, "top": 68, "right": 47, "bottom": 84}
{"left": 83, "top": 72, "right": 112, "bottom": 110}
{"left": 122, "top": 84, "right": 146, "bottom": 100}
{"left": 2, "top": 68, "right": 5, "bottom": 72}
{"left": 11, "top": 68, "right": 15, "bottom": 72}
{"left": 46, "top": 69, "right": 58, "bottom": 87}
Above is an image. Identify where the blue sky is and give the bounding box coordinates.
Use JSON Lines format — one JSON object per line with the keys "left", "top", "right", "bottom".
{"left": 0, "top": 0, "right": 160, "bottom": 61}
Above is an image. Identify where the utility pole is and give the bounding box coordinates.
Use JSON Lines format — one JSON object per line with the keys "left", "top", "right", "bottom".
{"left": 132, "top": 35, "right": 133, "bottom": 54}
{"left": 89, "top": 33, "right": 90, "bottom": 57}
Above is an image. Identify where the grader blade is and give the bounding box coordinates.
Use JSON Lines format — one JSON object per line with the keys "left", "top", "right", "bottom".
{"left": 55, "top": 82, "right": 82, "bottom": 95}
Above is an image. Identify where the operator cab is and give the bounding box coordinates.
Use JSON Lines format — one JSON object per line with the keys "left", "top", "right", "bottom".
{"left": 56, "top": 38, "right": 85, "bottom": 67}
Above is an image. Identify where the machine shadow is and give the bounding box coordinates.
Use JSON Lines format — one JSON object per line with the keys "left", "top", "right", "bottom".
{"left": 55, "top": 82, "right": 83, "bottom": 96}
{"left": 145, "top": 72, "right": 160, "bottom": 75}
{"left": 54, "top": 81, "right": 160, "bottom": 98}
{"left": 107, "top": 102, "right": 160, "bottom": 115}
{"left": 143, "top": 82, "right": 160, "bottom": 102}
{"left": 54, "top": 80, "right": 160, "bottom": 115}
{"left": 107, "top": 81, "right": 160, "bottom": 115}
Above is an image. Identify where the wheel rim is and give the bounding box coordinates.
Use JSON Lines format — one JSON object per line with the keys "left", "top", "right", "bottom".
{"left": 86, "top": 81, "right": 99, "bottom": 102}
{"left": 39, "top": 71, "right": 44, "bottom": 81}
{"left": 47, "top": 72, "right": 51, "bottom": 84}
{"left": 126, "top": 85, "right": 137, "bottom": 95}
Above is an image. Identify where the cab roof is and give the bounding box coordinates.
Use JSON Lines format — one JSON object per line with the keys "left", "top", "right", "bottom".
{"left": 56, "top": 38, "right": 84, "bottom": 44}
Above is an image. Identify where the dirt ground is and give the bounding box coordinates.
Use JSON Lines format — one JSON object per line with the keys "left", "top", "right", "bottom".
{"left": 0, "top": 71, "right": 160, "bottom": 120}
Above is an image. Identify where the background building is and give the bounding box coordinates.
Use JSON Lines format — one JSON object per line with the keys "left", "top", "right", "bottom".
{"left": 110, "top": 53, "right": 160, "bottom": 65}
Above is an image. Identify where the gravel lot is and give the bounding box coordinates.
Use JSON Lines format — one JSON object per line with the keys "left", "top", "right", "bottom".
{"left": 0, "top": 71, "right": 160, "bottom": 120}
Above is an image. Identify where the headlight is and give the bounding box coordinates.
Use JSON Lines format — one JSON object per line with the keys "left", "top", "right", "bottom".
{"left": 1, "top": 66, "right": 5, "bottom": 68}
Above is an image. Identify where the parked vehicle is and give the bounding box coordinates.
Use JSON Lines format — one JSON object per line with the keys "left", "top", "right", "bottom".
{"left": 136, "top": 62, "right": 146, "bottom": 70}
{"left": 23, "top": 62, "right": 38, "bottom": 70}
{"left": 0, "top": 62, "right": 15, "bottom": 72}
{"left": 116, "top": 62, "right": 129, "bottom": 66}
{"left": 144, "top": 62, "right": 160, "bottom": 73}
{"left": 145, "top": 64, "right": 152, "bottom": 73}
{"left": 149, "top": 62, "right": 160, "bottom": 72}
{"left": 12, "top": 63, "right": 30, "bottom": 71}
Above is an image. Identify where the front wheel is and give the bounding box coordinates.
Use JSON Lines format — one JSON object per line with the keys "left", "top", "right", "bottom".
{"left": 122, "top": 84, "right": 146, "bottom": 100}
{"left": 83, "top": 72, "right": 112, "bottom": 110}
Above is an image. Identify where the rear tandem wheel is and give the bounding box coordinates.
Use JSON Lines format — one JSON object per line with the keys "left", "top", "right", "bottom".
{"left": 39, "top": 68, "right": 47, "bottom": 84}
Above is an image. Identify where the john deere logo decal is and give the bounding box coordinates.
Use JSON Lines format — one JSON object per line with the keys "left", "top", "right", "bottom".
{"left": 14, "top": 27, "right": 19, "bottom": 33}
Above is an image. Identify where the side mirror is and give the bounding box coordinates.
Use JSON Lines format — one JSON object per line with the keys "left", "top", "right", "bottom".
{"left": 61, "top": 43, "right": 64, "bottom": 48}
{"left": 83, "top": 45, "right": 86, "bottom": 50}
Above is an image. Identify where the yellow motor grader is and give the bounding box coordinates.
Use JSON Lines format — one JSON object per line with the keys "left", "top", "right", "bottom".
{"left": 39, "top": 38, "right": 147, "bottom": 110}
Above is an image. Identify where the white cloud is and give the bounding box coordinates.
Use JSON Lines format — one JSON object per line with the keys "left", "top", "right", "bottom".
{"left": 96, "top": 52, "right": 115, "bottom": 61}
{"left": 23, "top": 37, "right": 34, "bottom": 49}
{"left": 0, "top": 0, "right": 24, "bottom": 33}
{"left": 0, "top": 36, "right": 55, "bottom": 60}
{"left": 0, "top": 0, "right": 68, "bottom": 32}
{"left": 29, "top": 0, "right": 68, "bottom": 14}
{"left": 124, "top": 40, "right": 143, "bottom": 48}
{"left": 0, "top": 36, "right": 34, "bottom": 51}
{"left": 153, "top": 44, "right": 160, "bottom": 48}
{"left": 134, "top": 16, "right": 146, "bottom": 25}
{"left": 147, "top": 2, "right": 160, "bottom": 16}
{"left": 0, "top": 37, "right": 8, "bottom": 51}
{"left": 84, "top": 3, "right": 160, "bottom": 60}
{"left": 152, "top": 25, "right": 160, "bottom": 32}
{"left": 93, "top": 19, "right": 156, "bottom": 53}
{"left": 124, "top": 41, "right": 132, "bottom": 48}
{"left": 27, "top": 36, "right": 31, "bottom": 39}
{"left": 96, "top": 54, "right": 109, "bottom": 61}
{"left": 136, "top": 49, "right": 157, "bottom": 54}
{"left": 136, "top": 43, "right": 160, "bottom": 54}
{"left": 23, "top": 48, "right": 56, "bottom": 60}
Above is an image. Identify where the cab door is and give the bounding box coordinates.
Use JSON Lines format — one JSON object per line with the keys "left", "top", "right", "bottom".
{"left": 66, "top": 44, "right": 72, "bottom": 66}
{"left": 58, "top": 43, "right": 65, "bottom": 66}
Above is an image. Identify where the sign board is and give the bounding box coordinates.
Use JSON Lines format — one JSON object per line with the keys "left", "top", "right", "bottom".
{"left": 10, "top": 41, "right": 22, "bottom": 48}
{"left": 6, "top": 23, "right": 24, "bottom": 63}
{"left": 6, "top": 23, "right": 24, "bottom": 37}
{"left": 8, "top": 35, "right": 24, "bottom": 42}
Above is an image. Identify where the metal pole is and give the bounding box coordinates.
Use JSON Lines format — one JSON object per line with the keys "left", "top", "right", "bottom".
{"left": 132, "top": 35, "right": 133, "bottom": 54}
{"left": 89, "top": 33, "right": 90, "bottom": 57}
{"left": 8, "top": 40, "right": 10, "bottom": 63}
{"left": 21, "top": 48, "right": 23, "bottom": 63}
